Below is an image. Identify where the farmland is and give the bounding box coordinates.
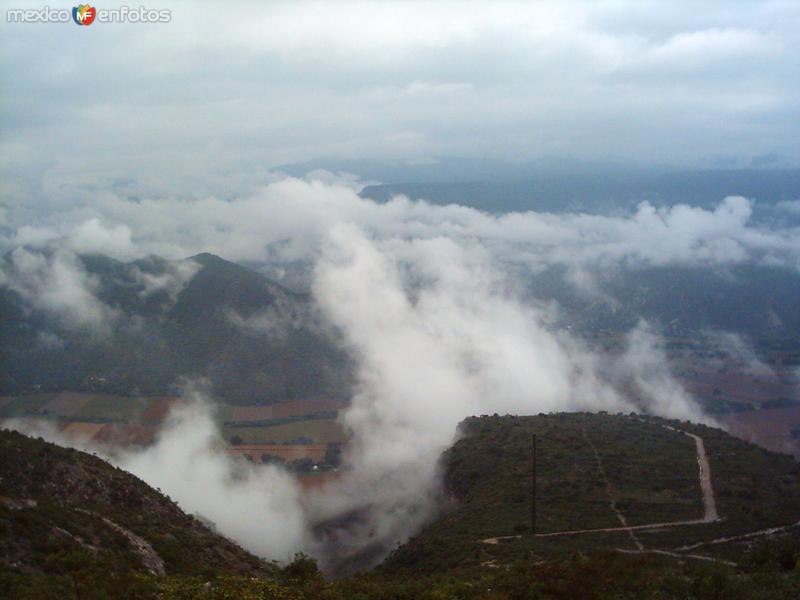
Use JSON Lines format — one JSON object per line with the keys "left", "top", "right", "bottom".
{"left": 0, "top": 392, "right": 347, "bottom": 469}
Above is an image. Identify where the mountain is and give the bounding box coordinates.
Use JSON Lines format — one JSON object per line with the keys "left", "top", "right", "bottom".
{"left": 0, "top": 428, "right": 270, "bottom": 597}
{"left": 528, "top": 264, "right": 800, "bottom": 342}
{"left": 360, "top": 169, "right": 800, "bottom": 216}
{"left": 382, "top": 413, "right": 800, "bottom": 575}
{"left": 0, "top": 252, "right": 353, "bottom": 404}
{"left": 4, "top": 417, "right": 800, "bottom": 599}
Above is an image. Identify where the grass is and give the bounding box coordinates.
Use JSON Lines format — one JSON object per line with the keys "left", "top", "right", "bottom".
{"left": 382, "top": 413, "right": 800, "bottom": 574}
{"left": 222, "top": 419, "right": 347, "bottom": 444}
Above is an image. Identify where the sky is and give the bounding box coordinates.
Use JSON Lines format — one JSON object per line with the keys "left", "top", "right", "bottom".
{"left": 1, "top": 0, "right": 800, "bottom": 218}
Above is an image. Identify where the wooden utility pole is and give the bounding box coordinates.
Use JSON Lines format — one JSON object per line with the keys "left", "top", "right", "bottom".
{"left": 531, "top": 433, "right": 537, "bottom": 535}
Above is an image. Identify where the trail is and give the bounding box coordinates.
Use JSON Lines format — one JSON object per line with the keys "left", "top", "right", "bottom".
{"left": 675, "top": 520, "right": 800, "bottom": 552}
{"left": 479, "top": 421, "right": 800, "bottom": 567}
{"left": 480, "top": 421, "right": 718, "bottom": 545}
{"left": 660, "top": 424, "right": 718, "bottom": 523}
{"left": 616, "top": 548, "right": 737, "bottom": 567}
{"left": 582, "top": 428, "right": 644, "bottom": 550}
{"left": 530, "top": 423, "right": 718, "bottom": 539}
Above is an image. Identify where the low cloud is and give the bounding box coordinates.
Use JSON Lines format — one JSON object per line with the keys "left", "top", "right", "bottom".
{"left": 4, "top": 383, "right": 308, "bottom": 562}
{"left": 2, "top": 221, "right": 712, "bottom": 571}
{"left": 4, "top": 175, "right": 800, "bottom": 282}
{"left": 4, "top": 247, "right": 117, "bottom": 335}
{"left": 1, "top": 173, "right": 774, "bottom": 569}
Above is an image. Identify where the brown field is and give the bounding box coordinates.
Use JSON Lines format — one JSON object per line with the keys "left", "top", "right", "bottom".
{"left": 61, "top": 421, "right": 107, "bottom": 440}
{"left": 296, "top": 471, "right": 338, "bottom": 491}
{"left": 139, "top": 396, "right": 180, "bottom": 424}
{"left": 722, "top": 405, "right": 800, "bottom": 457}
{"left": 226, "top": 444, "right": 328, "bottom": 463}
{"left": 270, "top": 399, "right": 345, "bottom": 419}
{"left": 231, "top": 405, "right": 274, "bottom": 422}
{"left": 42, "top": 392, "right": 92, "bottom": 416}
{"left": 682, "top": 368, "right": 796, "bottom": 406}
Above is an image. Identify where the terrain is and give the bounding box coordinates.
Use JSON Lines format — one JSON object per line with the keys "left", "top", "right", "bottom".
{"left": 360, "top": 167, "right": 800, "bottom": 217}
{"left": 3, "top": 413, "right": 800, "bottom": 599}
{"left": 383, "top": 413, "right": 800, "bottom": 575}
{"left": 0, "top": 252, "right": 353, "bottom": 404}
{"left": 0, "top": 428, "right": 275, "bottom": 598}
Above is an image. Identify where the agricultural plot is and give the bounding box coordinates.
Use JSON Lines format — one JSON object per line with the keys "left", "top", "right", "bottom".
{"left": 226, "top": 443, "right": 328, "bottom": 463}
{"left": 216, "top": 399, "right": 345, "bottom": 424}
{"left": 224, "top": 418, "right": 347, "bottom": 444}
{"left": 76, "top": 395, "right": 152, "bottom": 421}
{"left": 722, "top": 405, "right": 800, "bottom": 458}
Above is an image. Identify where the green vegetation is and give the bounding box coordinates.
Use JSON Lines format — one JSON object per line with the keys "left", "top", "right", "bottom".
{"left": 222, "top": 419, "right": 347, "bottom": 445}
{"left": 0, "top": 427, "right": 269, "bottom": 598}
{"left": 3, "top": 414, "right": 800, "bottom": 599}
{"left": 383, "top": 413, "right": 800, "bottom": 574}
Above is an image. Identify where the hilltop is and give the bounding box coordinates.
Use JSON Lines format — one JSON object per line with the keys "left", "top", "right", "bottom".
{"left": 382, "top": 413, "right": 800, "bottom": 574}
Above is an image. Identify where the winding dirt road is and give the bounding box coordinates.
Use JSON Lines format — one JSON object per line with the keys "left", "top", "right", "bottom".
{"left": 482, "top": 422, "right": 719, "bottom": 544}
{"left": 480, "top": 421, "right": 800, "bottom": 567}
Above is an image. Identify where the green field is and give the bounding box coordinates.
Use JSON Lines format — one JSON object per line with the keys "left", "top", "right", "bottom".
{"left": 222, "top": 418, "right": 348, "bottom": 444}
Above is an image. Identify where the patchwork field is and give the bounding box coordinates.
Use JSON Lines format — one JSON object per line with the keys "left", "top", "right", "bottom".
{"left": 722, "top": 405, "right": 800, "bottom": 457}
{"left": 226, "top": 444, "right": 328, "bottom": 463}
{"left": 0, "top": 393, "right": 346, "bottom": 468}
{"left": 224, "top": 418, "right": 347, "bottom": 445}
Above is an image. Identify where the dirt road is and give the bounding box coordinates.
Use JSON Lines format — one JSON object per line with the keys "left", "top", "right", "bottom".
{"left": 481, "top": 422, "right": 719, "bottom": 544}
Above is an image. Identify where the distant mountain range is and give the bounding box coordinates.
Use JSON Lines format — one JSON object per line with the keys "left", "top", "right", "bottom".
{"left": 529, "top": 264, "right": 800, "bottom": 343}
{"left": 361, "top": 169, "right": 800, "bottom": 216}
{"left": 0, "top": 252, "right": 352, "bottom": 403}
{"left": 2, "top": 248, "right": 799, "bottom": 405}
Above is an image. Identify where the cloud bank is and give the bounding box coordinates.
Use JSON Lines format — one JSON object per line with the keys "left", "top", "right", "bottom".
{"left": 4, "top": 197, "right": 722, "bottom": 569}
{"left": 3, "top": 172, "right": 787, "bottom": 570}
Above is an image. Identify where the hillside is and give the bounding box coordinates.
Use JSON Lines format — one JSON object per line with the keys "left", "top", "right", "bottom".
{"left": 3, "top": 417, "right": 800, "bottom": 600}
{"left": 0, "top": 428, "right": 276, "bottom": 596}
{"left": 0, "top": 251, "right": 353, "bottom": 404}
{"left": 382, "top": 413, "right": 800, "bottom": 574}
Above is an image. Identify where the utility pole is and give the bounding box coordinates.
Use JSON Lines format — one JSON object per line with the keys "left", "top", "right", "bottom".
{"left": 531, "top": 433, "right": 537, "bottom": 535}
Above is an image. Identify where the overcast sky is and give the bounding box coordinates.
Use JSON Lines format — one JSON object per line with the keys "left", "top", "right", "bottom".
{"left": 1, "top": 0, "right": 799, "bottom": 214}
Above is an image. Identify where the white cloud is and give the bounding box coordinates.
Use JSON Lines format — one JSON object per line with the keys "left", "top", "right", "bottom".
{"left": 4, "top": 247, "right": 117, "bottom": 334}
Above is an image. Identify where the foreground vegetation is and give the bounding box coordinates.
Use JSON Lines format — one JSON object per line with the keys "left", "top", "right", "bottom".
{"left": 3, "top": 413, "right": 800, "bottom": 598}
{"left": 5, "top": 546, "right": 800, "bottom": 599}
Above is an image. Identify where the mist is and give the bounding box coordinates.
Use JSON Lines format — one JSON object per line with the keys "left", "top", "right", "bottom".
{"left": 2, "top": 203, "right": 720, "bottom": 569}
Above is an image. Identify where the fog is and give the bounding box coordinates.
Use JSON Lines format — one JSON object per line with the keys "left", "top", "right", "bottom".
{"left": 3, "top": 180, "right": 732, "bottom": 566}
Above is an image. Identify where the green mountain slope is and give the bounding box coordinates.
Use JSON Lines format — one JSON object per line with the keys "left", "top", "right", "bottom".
{"left": 383, "top": 413, "right": 800, "bottom": 574}
{"left": 0, "top": 429, "right": 269, "bottom": 589}
{"left": 0, "top": 252, "right": 353, "bottom": 404}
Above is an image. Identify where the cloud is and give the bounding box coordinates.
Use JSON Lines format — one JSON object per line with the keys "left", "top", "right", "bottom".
{"left": 6, "top": 174, "right": 800, "bottom": 277}
{"left": 118, "top": 387, "right": 308, "bottom": 560}
{"left": 612, "top": 322, "right": 713, "bottom": 424}
{"left": 4, "top": 246, "right": 117, "bottom": 334}
{"left": 132, "top": 258, "right": 200, "bottom": 302}
{"left": 3, "top": 384, "right": 308, "bottom": 562}
{"left": 303, "top": 224, "right": 703, "bottom": 568}
{"left": 2, "top": 220, "right": 712, "bottom": 571}
{"left": 1, "top": 0, "right": 799, "bottom": 205}
{"left": 704, "top": 331, "right": 773, "bottom": 377}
